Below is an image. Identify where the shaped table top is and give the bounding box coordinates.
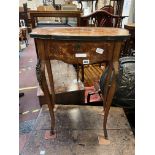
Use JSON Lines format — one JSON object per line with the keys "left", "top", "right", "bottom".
{"left": 30, "top": 27, "right": 130, "bottom": 41}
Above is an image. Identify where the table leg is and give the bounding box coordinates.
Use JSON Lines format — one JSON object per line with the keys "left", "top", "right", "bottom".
{"left": 103, "top": 76, "right": 116, "bottom": 139}
{"left": 46, "top": 60, "right": 55, "bottom": 134}
{"left": 36, "top": 60, "right": 55, "bottom": 135}
{"left": 45, "top": 60, "right": 56, "bottom": 134}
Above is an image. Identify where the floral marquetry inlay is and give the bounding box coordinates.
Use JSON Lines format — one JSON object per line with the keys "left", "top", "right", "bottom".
{"left": 47, "top": 40, "right": 114, "bottom": 64}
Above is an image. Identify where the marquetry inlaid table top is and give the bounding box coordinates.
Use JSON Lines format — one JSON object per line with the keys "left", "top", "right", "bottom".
{"left": 30, "top": 27, "right": 130, "bottom": 40}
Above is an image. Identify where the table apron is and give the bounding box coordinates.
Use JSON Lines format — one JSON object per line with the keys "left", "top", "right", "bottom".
{"left": 43, "top": 40, "right": 116, "bottom": 64}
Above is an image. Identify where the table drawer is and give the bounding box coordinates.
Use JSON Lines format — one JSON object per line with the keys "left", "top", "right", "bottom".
{"left": 47, "top": 41, "right": 114, "bottom": 64}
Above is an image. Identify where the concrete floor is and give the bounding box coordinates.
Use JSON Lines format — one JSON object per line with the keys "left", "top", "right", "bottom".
{"left": 21, "top": 105, "right": 135, "bottom": 155}
{"left": 19, "top": 38, "right": 41, "bottom": 153}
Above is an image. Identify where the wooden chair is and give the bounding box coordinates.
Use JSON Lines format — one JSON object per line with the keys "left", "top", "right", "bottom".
{"left": 19, "top": 27, "right": 28, "bottom": 47}
{"left": 19, "top": 3, "right": 31, "bottom": 33}
{"left": 80, "top": 10, "right": 126, "bottom": 28}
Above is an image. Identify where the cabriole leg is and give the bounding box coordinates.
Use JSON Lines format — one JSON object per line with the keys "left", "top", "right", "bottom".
{"left": 36, "top": 60, "right": 56, "bottom": 137}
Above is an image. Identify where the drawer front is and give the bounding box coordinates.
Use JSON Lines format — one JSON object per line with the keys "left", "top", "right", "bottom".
{"left": 47, "top": 40, "right": 114, "bottom": 64}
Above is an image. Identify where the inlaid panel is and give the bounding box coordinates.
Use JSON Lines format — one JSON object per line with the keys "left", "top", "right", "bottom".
{"left": 47, "top": 40, "right": 115, "bottom": 64}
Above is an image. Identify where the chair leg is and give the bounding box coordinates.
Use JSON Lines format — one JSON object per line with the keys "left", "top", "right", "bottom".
{"left": 81, "top": 65, "right": 84, "bottom": 82}
{"left": 25, "top": 39, "right": 28, "bottom": 46}
{"left": 75, "top": 64, "right": 80, "bottom": 81}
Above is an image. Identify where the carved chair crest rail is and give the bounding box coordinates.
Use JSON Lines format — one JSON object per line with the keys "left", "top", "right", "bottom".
{"left": 80, "top": 10, "right": 127, "bottom": 28}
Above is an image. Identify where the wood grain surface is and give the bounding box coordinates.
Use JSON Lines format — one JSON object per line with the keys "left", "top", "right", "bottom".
{"left": 30, "top": 27, "right": 129, "bottom": 40}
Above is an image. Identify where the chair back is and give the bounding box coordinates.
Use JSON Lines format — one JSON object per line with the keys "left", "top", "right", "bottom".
{"left": 80, "top": 10, "right": 124, "bottom": 27}
{"left": 100, "top": 0, "right": 124, "bottom": 16}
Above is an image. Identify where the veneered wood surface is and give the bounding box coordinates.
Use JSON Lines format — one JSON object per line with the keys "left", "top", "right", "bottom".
{"left": 29, "top": 10, "right": 82, "bottom": 15}
{"left": 30, "top": 27, "right": 129, "bottom": 40}
{"left": 47, "top": 40, "right": 114, "bottom": 64}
